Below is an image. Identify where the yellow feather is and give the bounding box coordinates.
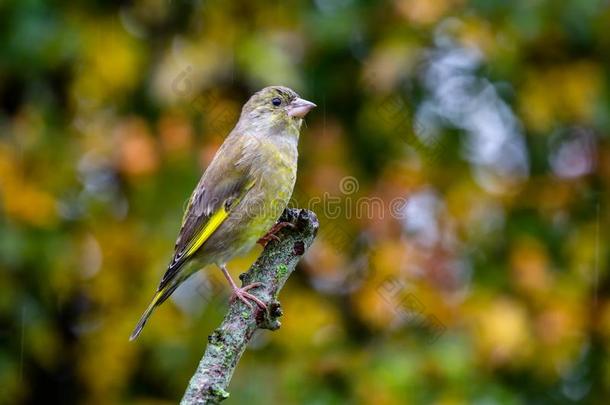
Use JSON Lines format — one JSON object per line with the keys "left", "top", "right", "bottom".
{"left": 184, "top": 206, "right": 229, "bottom": 257}
{"left": 183, "top": 179, "right": 255, "bottom": 258}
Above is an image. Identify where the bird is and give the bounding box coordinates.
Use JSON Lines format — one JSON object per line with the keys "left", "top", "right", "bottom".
{"left": 129, "top": 86, "right": 316, "bottom": 340}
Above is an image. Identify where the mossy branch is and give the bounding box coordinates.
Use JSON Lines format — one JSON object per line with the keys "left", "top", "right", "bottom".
{"left": 180, "top": 208, "right": 319, "bottom": 404}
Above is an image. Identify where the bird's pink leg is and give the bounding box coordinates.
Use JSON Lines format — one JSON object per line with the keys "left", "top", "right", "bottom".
{"left": 220, "top": 265, "right": 266, "bottom": 310}
{"left": 257, "top": 221, "right": 296, "bottom": 247}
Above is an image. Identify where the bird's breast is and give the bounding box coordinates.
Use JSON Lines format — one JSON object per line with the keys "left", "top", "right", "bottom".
{"left": 254, "top": 138, "right": 298, "bottom": 210}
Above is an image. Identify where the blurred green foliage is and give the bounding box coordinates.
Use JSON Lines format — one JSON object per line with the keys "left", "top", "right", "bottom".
{"left": 1, "top": 0, "right": 609, "bottom": 403}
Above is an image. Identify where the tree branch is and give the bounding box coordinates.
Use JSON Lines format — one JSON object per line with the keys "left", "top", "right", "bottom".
{"left": 180, "top": 208, "right": 319, "bottom": 404}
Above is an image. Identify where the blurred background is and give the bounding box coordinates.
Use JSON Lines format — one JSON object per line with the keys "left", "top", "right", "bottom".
{"left": 1, "top": 0, "right": 609, "bottom": 403}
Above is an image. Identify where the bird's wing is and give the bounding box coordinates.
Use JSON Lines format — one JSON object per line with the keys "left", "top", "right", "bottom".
{"left": 130, "top": 135, "right": 256, "bottom": 341}
{"left": 158, "top": 135, "right": 255, "bottom": 292}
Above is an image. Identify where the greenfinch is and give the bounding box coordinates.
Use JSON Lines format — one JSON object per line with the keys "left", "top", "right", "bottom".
{"left": 130, "top": 86, "right": 315, "bottom": 340}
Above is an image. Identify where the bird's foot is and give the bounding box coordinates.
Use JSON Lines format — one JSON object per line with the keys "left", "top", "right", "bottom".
{"left": 230, "top": 282, "right": 267, "bottom": 310}
{"left": 257, "top": 221, "right": 296, "bottom": 247}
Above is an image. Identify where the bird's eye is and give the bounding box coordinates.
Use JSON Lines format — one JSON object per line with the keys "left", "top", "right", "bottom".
{"left": 271, "top": 97, "right": 282, "bottom": 107}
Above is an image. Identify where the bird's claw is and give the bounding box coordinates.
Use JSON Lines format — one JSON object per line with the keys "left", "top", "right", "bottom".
{"left": 230, "top": 282, "right": 267, "bottom": 310}
{"left": 257, "top": 221, "right": 296, "bottom": 247}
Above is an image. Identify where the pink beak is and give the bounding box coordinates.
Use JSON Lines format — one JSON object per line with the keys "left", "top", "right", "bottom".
{"left": 287, "top": 97, "right": 317, "bottom": 118}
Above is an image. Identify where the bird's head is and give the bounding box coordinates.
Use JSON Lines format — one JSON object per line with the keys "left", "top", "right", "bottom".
{"left": 238, "top": 86, "right": 316, "bottom": 133}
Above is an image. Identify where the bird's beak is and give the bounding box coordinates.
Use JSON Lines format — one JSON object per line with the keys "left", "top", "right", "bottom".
{"left": 287, "top": 98, "right": 317, "bottom": 118}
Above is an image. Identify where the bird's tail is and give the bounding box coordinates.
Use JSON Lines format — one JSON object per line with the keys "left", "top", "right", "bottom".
{"left": 129, "top": 283, "right": 180, "bottom": 341}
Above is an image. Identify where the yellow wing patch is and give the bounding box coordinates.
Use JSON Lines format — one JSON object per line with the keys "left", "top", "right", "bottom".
{"left": 182, "top": 179, "right": 255, "bottom": 259}
{"left": 184, "top": 206, "right": 229, "bottom": 257}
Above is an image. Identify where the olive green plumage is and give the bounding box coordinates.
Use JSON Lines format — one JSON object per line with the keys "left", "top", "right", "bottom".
{"left": 130, "top": 86, "right": 315, "bottom": 340}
